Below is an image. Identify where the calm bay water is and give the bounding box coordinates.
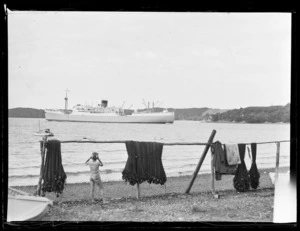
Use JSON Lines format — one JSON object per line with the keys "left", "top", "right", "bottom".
{"left": 8, "top": 118, "right": 290, "bottom": 186}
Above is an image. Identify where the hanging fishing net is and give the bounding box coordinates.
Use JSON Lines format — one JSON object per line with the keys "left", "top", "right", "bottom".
{"left": 233, "top": 143, "right": 250, "bottom": 192}
{"left": 248, "top": 143, "right": 260, "bottom": 189}
{"left": 122, "top": 141, "right": 167, "bottom": 186}
{"left": 42, "top": 139, "right": 67, "bottom": 196}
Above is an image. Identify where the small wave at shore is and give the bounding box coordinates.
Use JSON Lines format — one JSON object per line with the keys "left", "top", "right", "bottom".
{"left": 8, "top": 161, "right": 290, "bottom": 187}
{"left": 9, "top": 168, "right": 124, "bottom": 179}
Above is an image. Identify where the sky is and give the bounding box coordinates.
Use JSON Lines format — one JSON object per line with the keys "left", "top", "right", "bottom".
{"left": 8, "top": 11, "right": 291, "bottom": 110}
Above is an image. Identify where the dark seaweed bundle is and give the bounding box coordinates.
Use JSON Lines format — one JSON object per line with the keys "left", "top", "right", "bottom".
{"left": 248, "top": 143, "right": 260, "bottom": 189}
{"left": 42, "top": 139, "right": 67, "bottom": 196}
{"left": 233, "top": 144, "right": 250, "bottom": 192}
{"left": 122, "top": 141, "right": 166, "bottom": 186}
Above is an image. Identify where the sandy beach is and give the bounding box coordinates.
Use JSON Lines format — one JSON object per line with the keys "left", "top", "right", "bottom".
{"left": 10, "top": 167, "right": 290, "bottom": 222}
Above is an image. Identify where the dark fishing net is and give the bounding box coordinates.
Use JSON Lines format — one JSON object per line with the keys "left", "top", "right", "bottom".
{"left": 42, "top": 139, "right": 67, "bottom": 196}
{"left": 122, "top": 141, "right": 167, "bottom": 186}
{"left": 248, "top": 143, "right": 260, "bottom": 189}
{"left": 233, "top": 143, "right": 250, "bottom": 192}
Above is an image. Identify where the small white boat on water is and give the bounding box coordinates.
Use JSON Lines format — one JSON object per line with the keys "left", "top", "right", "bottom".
{"left": 7, "top": 187, "right": 53, "bottom": 222}
{"left": 45, "top": 92, "right": 175, "bottom": 124}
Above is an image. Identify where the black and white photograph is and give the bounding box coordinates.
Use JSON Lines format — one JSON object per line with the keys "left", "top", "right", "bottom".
{"left": 4, "top": 5, "right": 296, "bottom": 225}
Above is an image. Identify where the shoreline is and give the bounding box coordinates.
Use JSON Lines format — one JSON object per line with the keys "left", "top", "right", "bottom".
{"left": 196, "top": 120, "right": 290, "bottom": 125}
{"left": 9, "top": 117, "right": 290, "bottom": 124}
{"left": 12, "top": 166, "right": 288, "bottom": 200}
{"left": 9, "top": 166, "right": 289, "bottom": 189}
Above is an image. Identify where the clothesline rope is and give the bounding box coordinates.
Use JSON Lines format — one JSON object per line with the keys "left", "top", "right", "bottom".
{"left": 56, "top": 139, "right": 291, "bottom": 145}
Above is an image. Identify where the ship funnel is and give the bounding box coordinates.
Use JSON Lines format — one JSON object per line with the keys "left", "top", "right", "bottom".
{"left": 101, "top": 100, "right": 108, "bottom": 108}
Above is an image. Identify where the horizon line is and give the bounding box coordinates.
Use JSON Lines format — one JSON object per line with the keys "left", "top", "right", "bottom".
{"left": 8, "top": 103, "right": 291, "bottom": 111}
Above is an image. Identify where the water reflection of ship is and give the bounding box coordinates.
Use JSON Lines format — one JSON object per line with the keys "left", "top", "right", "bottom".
{"left": 45, "top": 91, "right": 174, "bottom": 124}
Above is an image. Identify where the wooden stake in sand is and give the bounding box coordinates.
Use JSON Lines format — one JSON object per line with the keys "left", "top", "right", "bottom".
{"left": 136, "top": 183, "right": 140, "bottom": 199}
{"left": 35, "top": 136, "right": 48, "bottom": 196}
{"left": 185, "top": 129, "right": 216, "bottom": 194}
{"left": 135, "top": 153, "right": 141, "bottom": 199}
{"left": 211, "top": 149, "right": 216, "bottom": 196}
{"left": 275, "top": 142, "right": 280, "bottom": 182}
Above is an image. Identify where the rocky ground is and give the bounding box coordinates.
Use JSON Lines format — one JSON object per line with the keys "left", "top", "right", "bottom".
{"left": 11, "top": 167, "right": 287, "bottom": 223}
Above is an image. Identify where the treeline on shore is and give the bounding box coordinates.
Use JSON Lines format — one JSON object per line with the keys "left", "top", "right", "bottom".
{"left": 9, "top": 103, "right": 290, "bottom": 123}
{"left": 209, "top": 104, "right": 290, "bottom": 123}
{"left": 146, "top": 104, "right": 290, "bottom": 123}
{"left": 9, "top": 108, "right": 45, "bottom": 118}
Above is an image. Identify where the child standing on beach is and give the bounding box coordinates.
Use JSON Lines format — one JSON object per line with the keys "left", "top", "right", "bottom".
{"left": 85, "top": 152, "right": 105, "bottom": 203}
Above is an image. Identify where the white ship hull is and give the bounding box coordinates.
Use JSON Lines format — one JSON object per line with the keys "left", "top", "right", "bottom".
{"left": 45, "top": 111, "right": 174, "bottom": 124}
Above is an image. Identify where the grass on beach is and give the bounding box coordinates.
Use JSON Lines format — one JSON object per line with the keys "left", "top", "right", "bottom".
{"left": 12, "top": 167, "right": 289, "bottom": 222}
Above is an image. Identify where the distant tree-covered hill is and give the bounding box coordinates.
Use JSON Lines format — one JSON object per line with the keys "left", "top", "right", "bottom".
{"left": 8, "top": 104, "right": 290, "bottom": 123}
{"left": 209, "top": 104, "right": 290, "bottom": 123}
{"left": 9, "top": 108, "right": 45, "bottom": 118}
{"left": 168, "top": 108, "right": 227, "bottom": 120}
{"left": 138, "top": 107, "right": 227, "bottom": 120}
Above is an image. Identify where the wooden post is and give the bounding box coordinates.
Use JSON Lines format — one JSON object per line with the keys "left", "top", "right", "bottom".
{"left": 136, "top": 183, "right": 140, "bottom": 199}
{"left": 185, "top": 129, "right": 217, "bottom": 194}
{"left": 211, "top": 150, "right": 216, "bottom": 196}
{"left": 275, "top": 142, "right": 280, "bottom": 183}
{"left": 135, "top": 153, "right": 140, "bottom": 199}
{"left": 35, "top": 136, "right": 47, "bottom": 196}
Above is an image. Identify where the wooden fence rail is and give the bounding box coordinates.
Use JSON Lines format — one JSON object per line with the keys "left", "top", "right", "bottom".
{"left": 35, "top": 132, "right": 291, "bottom": 198}
{"left": 60, "top": 140, "right": 211, "bottom": 145}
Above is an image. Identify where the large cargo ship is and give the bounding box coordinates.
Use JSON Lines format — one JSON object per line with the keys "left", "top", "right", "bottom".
{"left": 45, "top": 93, "right": 174, "bottom": 124}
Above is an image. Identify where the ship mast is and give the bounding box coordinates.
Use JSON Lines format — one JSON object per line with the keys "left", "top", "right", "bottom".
{"left": 64, "top": 89, "right": 69, "bottom": 110}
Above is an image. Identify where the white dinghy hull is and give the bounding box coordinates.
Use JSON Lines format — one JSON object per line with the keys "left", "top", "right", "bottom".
{"left": 7, "top": 188, "right": 53, "bottom": 222}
